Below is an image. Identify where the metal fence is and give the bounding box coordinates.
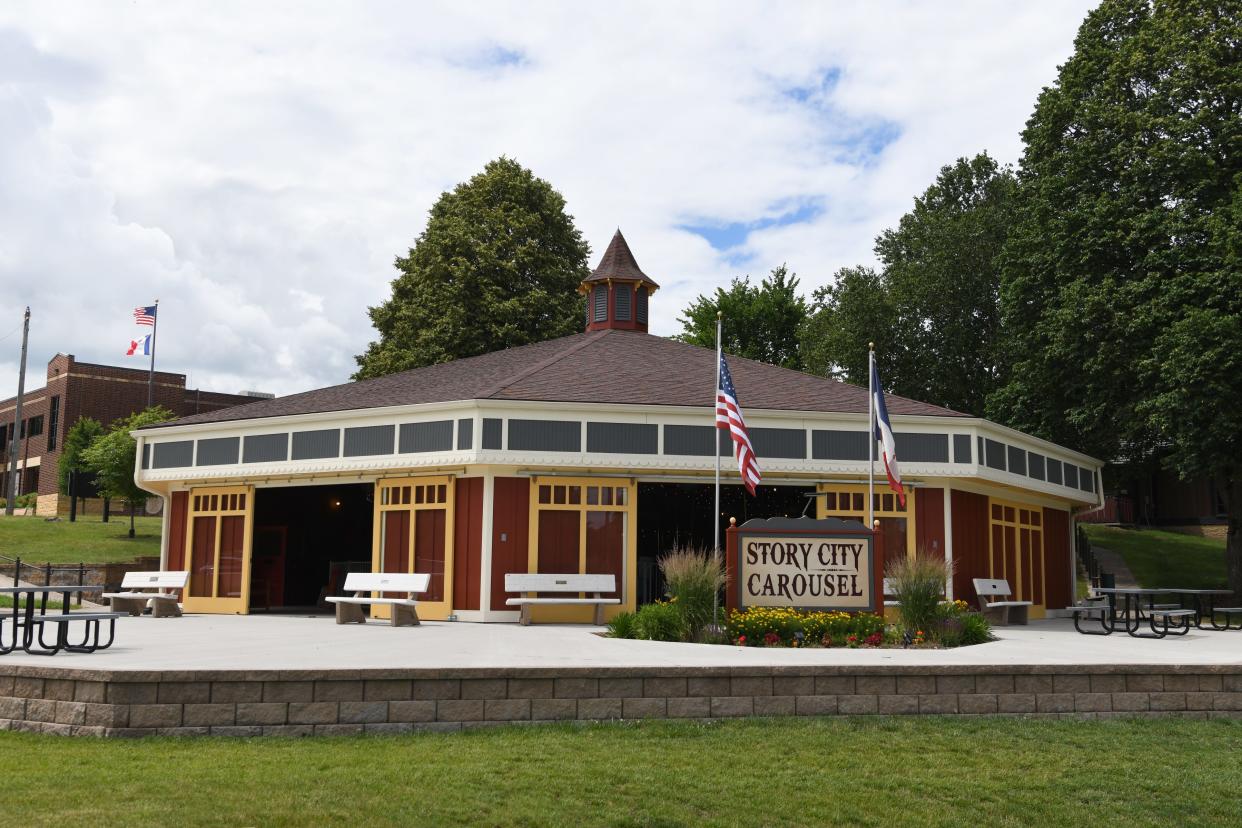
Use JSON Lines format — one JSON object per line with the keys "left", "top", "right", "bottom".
{"left": 0, "top": 553, "right": 89, "bottom": 588}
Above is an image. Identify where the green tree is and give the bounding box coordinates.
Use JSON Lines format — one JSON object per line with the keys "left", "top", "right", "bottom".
{"left": 355, "top": 158, "right": 591, "bottom": 379}
{"left": 801, "top": 154, "right": 1016, "bottom": 413}
{"left": 57, "top": 416, "right": 103, "bottom": 496}
{"left": 675, "top": 265, "right": 808, "bottom": 369}
{"left": 989, "top": 0, "right": 1242, "bottom": 595}
{"left": 81, "top": 407, "right": 174, "bottom": 538}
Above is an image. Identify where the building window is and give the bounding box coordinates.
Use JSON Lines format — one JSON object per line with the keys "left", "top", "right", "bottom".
{"left": 47, "top": 396, "right": 60, "bottom": 451}
{"left": 530, "top": 477, "right": 634, "bottom": 603}
{"left": 592, "top": 284, "right": 608, "bottom": 322}
{"left": 816, "top": 483, "right": 916, "bottom": 573}
{"left": 374, "top": 476, "right": 453, "bottom": 605}
{"left": 614, "top": 284, "right": 631, "bottom": 321}
{"left": 21, "top": 415, "right": 43, "bottom": 439}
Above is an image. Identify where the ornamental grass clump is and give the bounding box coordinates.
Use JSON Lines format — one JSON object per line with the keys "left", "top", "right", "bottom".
{"left": 606, "top": 610, "right": 638, "bottom": 639}
{"left": 658, "top": 546, "right": 727, "bottom": 641}
{"left": 886, "top": 552, "right": 953, "bottom": 636}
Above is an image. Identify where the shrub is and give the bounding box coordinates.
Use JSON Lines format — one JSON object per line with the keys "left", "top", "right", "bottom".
{"left": 633, "top": 601, "right": 685, "bottom": 642}
{"left": 606, "top": 611, "right": 638, "bottom": 639}
{"left": 658, "top": 547, "right": 726, "bottom": 640}
{"left": 933, "top": 599, "right": 993, "bottom": 647}
{"left": 886, "top": 552, "right": 952, "bottom": 635}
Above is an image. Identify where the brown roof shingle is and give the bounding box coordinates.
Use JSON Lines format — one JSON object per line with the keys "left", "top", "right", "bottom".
{"left": 149, "top": 330, "right": 968, "bottom": 429}
{"left": 581, "top": 229, "right": 660, "bottom": 290}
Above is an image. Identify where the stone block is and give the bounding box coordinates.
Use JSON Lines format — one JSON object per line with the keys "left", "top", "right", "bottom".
{"left": 1052, "top": 674, "right": 1090, "bottom": 694}
{"left": 622, "top": 697, "right": 666, "bottom": 719}
{"left": 838, "top": 695, "right": 878, "bottom": 715}
{"left": 710, "top": 696, "right": 754, "bottom": 717}
{"left": 554, "top": 678, "right": 598, "bottom": 699}
{"left": 877, "top": 695, "right": 919, "bottom": 715}
{"left": 262, "top": 725, "right": 315, "bottom": 737}
{"left": 895, "top": 676, "right": 934, "bottom": 695}
{"left": 1089, "top": 675, "right": 1126, "bottom": 694}
{"left": 287, "top": 702, "right": 339, "bottom": 725}
{"left": 1198, "top": 675, "right": 1223, "bottom": 692}
{"left": 1223, "top": 675, "right": 1242, "bottom": 693}
{"left": 1074, "top": 694, "right": 1112, "bottom": 713}
{"left": 43, "top": 679, "right": 76, "bottom": 701}
{"left": 235, "top": 702, "right": 288, "bottom": 726}
{"left": 437, "top": 699, "right": 484, "bottom": 722}
{"left": 936, "top": 676, "right": 975, "bottom": 695}
{"left": 976, "top": 675, "right": 1015, "bottom": 694}
{"left": 388, "top": 700, "right": 436, "bottom": 723}
{"left": 577, "top": 698, "right": 623, "bottom": 719}
{"left": 183, "top": 704, "right": 236, "bottom": 727}
{"left": 814, "top": 676, "right": 855, "bottom": 695}
{"left": 1110, "top": 693, "right": 1150, "bottom": 712}
{"left": 1125, "top": 675, "right": 1163, "bottom": 692}
{"left": 485, "top": 699, "right": 531, "bottom": 721}
{"left": 919, "top": 695, "right": 958, "bottom": 714}
{"left": 1149, "top": 693, "right": 1187, "bottom": 712}
{"left": 795, "top": 695, "right": 837, "bottom": 716}
{"left": 0, "top": 697, "right": 25, "bottom": 720}
{"left": 54, "top": 701, "right": 87, "bottom": 726}
{"left": 337, "top": 701, "right": 387, "bottom": 724}
{"left": 959, "top": 694, "right": 998, "bottom": 714}
{"left": 411, "top": 722, "right": 463, "bottom": 733}
{"left": 753, "top": 696, "right": 795, "bottom": 717}
{"left": 729, "top": 677, "right": 772, "bottom": 697}
{"left": 1185, "top": 692, "right": 1216, "bottom": 711}
{"left": 1162, "top": 674, "right": 1201, "bottom": 692}
{"left": 212, "top": 682, "right": 263, "bottom": 703}
{"left": 312, "top": 681, "right": 364, "bottom": 702}
{"left": 460, "top": 679, "right": 507, "bottom": 700}
{"left": 130, "top": 704, "right": 184, "bottom": 728}
{"left": 364, "top": 722, "right": 413, "bottom": 735}
{"left": 599, "top": 678, "right": 643, "bottom": 698}
{"left": 1014, "top": 675, "right": 1053, "bottom": 695}
{"left": 667, "top": 697, "right": 711, "bottom": 718}
{"left": 686, "top": 677, "right": 730, "bottom": 697}
{"left": 13, "top": 677, "right": 43, "bottom": 699}
{"left": 265, "top": 681, "right": 315, "bottom": 703}
{"left": 83, "top": 703, "right": 127, "bottom": 728}
{"left": 531, "top": 698, "right": 577, "bottom": 721}
{"left": 644, "top": 677, "right": 688, "bottom": 698}
{"left": 997, "top": 694, "right": 1036, "bottom": 714}
{"left": 313, "top": 724, "right": 364, "bottom": 736}
{"left": 162, "top": 727, "right": 208, "bottom": 738}
{"left": 159, "top": 683, "right": 211, "bottom": 704}
{"left": 363, "top": 680, "right": 411, "bottom": 702}
{"left": 23, "top": 699, "right": 55, "bottom": 723}
{"left": 507, "top": 679, "right": 554, "bottom": 699}
{"left": 773, "top": 676, "right": 814, "bottom": 696}
{"left": 410, "top": 679, "right": 460, "bottom": 700}
{"left": 210, "top": 726, "right": 263, "bottom": 737}
{"left": 855, "top": 676, "right": 895, "bottom": 695}
{"left": 1213, "top": 693, "right": 1242, "bottom": 712}
{"left": 107, "top": 683, "right": 158, "bottom": 705}
{"left": 0, "top": 676, "right": 12, "bottom": 695}
{"left": 1035, "top": 694, "right": 1074, "bottom": 713}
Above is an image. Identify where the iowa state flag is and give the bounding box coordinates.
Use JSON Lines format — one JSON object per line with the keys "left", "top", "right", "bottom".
{"left": 871, "top": 360, "right": 906, "bottom": 508}
{"left": 126, "top": 334, "right": 152, "bottom": 356}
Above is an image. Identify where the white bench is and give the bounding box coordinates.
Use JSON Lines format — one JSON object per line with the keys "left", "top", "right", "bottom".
{"left": 883, "top": 578, "right": 900, "bottom": 608}
{"left": 972, "top": 578, "right": 1033, "bottom": 626}
{"left": 325, "top": 572, "right": 429, "bottom": 626}
{"left": 505, "top": 574, "right": 619, "bottom": 626}
{"left": 102, "top": 571, "right": 189, "bottom": 617}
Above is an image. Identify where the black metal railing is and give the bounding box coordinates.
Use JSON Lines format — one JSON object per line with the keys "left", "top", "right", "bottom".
{"left": 0, "top": 554, "right": 88, "bottom": 588}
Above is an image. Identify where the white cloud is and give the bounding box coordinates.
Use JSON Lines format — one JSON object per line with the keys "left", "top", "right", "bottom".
{"left": 0, "top": 0, "right": 1095, "bottom": 398}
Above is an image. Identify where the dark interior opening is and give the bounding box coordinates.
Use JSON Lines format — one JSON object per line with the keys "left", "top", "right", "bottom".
{"left": 251, "top": 483, "right": 373, "bottom": 612}
{"left": 636, "top": 483, "right": 813, "bottom": 605}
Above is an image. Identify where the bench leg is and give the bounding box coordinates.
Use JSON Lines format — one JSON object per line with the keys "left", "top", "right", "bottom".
{"left": 983, "top": 605, "right": 1009, "bottom": 626}
{"left": 520, "top": 604, "right": 532, "bottom": 626}
{"left": 390, "top": 604, "right": 421, "bottom": 627}
{"left": 151, "top": 599, "right": 182, "bottom": 618}
{"left": 1011, "top": 606, "right": 1029, "bottom": 626}
{"left": 1073, "top": 611, "right": 1111, "bottom": 635}
{"left": 110, "top": 597, "right": 146, "bottom": 617}
{"left": 594, "top": 603, "right": 605, "bottom": 626}
{"left": 335, "top": 603, "right": 367, "bottom": 625}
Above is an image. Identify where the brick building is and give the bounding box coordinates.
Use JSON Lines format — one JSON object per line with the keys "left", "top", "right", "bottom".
{"left": 1, "top": 353, "right": 261, "bottom": 516}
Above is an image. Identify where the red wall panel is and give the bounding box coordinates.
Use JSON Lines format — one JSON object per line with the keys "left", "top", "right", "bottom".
{"left": 167, "top": 491, "right": 188, "bottom": 572}
{"left": 915, "top": 487, "right": 945, "bottom": 559}
{"left": 1043, "top": 508, "right": 1071, "bottom": 609}
{"left": 452, "top": 477, "right": 484, "bottom": 610}
{"left": 490, "top": 477, "right": 530, "bottom": 611}
{"left": 950, "top": 489, "right": 989, "bottom": 606}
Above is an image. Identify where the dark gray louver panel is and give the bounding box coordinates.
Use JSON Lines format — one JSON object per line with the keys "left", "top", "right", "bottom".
{"left": 587, "top": 422, "right": 657, "bottom": 454}
{"left": 750, "top": 427, "right": 806, "bottom": 459}
{"left": 142, "top": 444, "right": 151, "bottom": 469}
{"left": 457, "top": 418, "right": 473, "bottom": 450}
{"left": 152, "top": 441, "right": 193, "bottom": 469}
{"left": 614, "top": 285, "right": 631, "bottom": 321}
{"left": 636, "top": 287, "right": 648, "bottom": 324}
{"left": 291, "top": 429, "right": 340, "bottom": 460}
{"left": 1007, "top": 446, "right": 1027, "bottom": 476}
{"left": 663, "top": 424, "right": 725, "bottom": 456}
{"left": 243, "top": 433, "right": 288, "bottom": 464}
{"left": 344, "top": 425, "right": 394, "bottom": 457}
{"left": 1046, "top": 458, "right": 1063, "bottom": 486}
{"left": 593, "top": 285, "right": 608, "bottom": 322}
{"left": 952, "top": 434, "right": 972, "bottom": 464}
{"left": 1028, "top": 452, "right": 1046, "bottom": 481}
{"left": 985, "top": 439, "right": 1007, "bottom": 471}
{"left": 811, "top": 430, "right": 868, "bottom": 461}
{"left": 482, "top": 418, "right": 503, "bottom": 450}
{"left": 399, "top": 420, "right": 453, "bottom": 453}
{"left": 196, "top": 437, "right": 240, "bottom": 466}
{"left": 508, "top": 419, "right": 580, "bottom": 452}
{"left": 895, "top": 433, "right": 949, "bottom": 463}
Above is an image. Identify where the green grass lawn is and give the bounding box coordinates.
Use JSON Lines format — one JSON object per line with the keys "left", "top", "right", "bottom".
{"left": 0, "top": 513, "right": 161, "bottom": 565}
{"left": 1, "top": 718, "right": 1240, "bottom": 826}
{"left": 1082, "top": 524, "right": 1228, "bottom": 589}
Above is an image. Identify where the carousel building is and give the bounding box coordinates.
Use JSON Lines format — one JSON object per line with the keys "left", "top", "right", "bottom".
{"left": 134, "top": 231, "right": 1103, "bottom": 622}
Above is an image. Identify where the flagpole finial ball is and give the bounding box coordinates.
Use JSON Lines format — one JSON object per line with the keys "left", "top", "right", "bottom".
{"left": 873, "top": 519, "right": 880, "bottom": 530}
{"left": 717, "top": 311, "right": 722, "bottom": 320}
{"left": 729, "top": 517, "right": 736, "bottom": 526}
{"left": 868, "top": 341, "right": 874, "bottom": 350}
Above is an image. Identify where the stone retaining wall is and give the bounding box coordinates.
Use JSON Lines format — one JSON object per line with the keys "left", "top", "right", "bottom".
{"left": 2, "top": 665, "right": 1240, "bottom": 737}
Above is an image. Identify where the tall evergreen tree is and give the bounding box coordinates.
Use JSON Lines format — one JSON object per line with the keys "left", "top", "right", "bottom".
{"left": 989, "top": 0, "right": 1242, "bottom": 595}
{"left": 355, "top": 158, "right": 591, "bottom": 379}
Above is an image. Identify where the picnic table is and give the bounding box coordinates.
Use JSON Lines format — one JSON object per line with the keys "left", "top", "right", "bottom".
{"left": 0, "top": 585, "right": 122, "bottom": 656}
{"left": 1165, "top": 589, "right": 1236, "bottom": 629}
{"left": 1088, "top": 588, "right": 1194, "bottom": 639}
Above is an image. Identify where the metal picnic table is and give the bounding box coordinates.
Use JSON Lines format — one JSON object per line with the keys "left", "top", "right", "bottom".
{"left": 0, "top": 585, "right": 122, "bottom": 656}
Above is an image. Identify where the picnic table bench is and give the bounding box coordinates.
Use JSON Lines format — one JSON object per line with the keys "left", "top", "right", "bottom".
{"left": 325, "top": 572, "right": 429, "bottom": 626}
{"left": 972, "top": 578, "right": 1032, "bottom": 626}
{"left": 505, "top": 574, "right": 619, "bottom": 625}
{"left": 102, "top": 571, "right": 189, "bottom": 617}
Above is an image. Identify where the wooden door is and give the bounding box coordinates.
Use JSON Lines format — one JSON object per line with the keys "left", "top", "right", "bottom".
{"left": 372, "top": 477, "right": 455, "bottom": 620}
{"left": 182, "top": 486, "right": 254, "bottom": 614}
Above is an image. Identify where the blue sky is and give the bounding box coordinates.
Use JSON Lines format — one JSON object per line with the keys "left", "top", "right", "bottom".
{"left": 0, "top": 1, "right": 1098, "bottom": 396}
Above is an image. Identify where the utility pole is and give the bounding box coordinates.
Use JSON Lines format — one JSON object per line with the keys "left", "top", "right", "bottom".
{"left": 4, "top": 307, "right": 30, "bottom": 516}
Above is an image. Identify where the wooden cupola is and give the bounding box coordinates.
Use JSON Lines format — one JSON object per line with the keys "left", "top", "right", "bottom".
{"left": 580, "top": 229, "right": 660, "bottom": 332}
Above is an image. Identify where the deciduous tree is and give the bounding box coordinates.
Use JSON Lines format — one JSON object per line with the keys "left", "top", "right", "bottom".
{"left": 81, "top": 407, "right": 174, "bottom": 538}
{"left": 676, "top": 265, "right": 807, "bottom": 370}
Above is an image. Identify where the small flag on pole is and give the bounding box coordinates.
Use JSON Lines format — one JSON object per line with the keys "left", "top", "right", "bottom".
{"left": 133, "top": 305, "right": 157, "bottom": 326}
{"left": 126, "top": 334, "right": 153, "bottom": 356}
{"left": 716, "top": 355, "right": 762, "bottom": 495}
{"left": 870, "top": 360, "right": 906, "bottom": 508}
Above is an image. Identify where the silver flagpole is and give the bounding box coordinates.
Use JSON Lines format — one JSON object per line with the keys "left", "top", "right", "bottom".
{"left": 867, "top": 342, "right": 875, "bottom": 531}
{"left": 146, "top": 299, "right": 159, "bottom": 408}
{"left": 713, "top": 310, "right": 722, "bottom": 628}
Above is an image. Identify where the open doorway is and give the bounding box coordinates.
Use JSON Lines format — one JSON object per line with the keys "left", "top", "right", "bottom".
{"left": 251, "top": 483, "right": 373, "bottom": 612}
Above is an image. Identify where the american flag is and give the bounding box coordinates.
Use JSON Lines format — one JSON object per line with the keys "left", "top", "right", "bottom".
{"left": 133, "top": 305, "right": 157, "bottom": 326}
{"left": 716, "top": 354, "right": 761, "bottom": 495}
